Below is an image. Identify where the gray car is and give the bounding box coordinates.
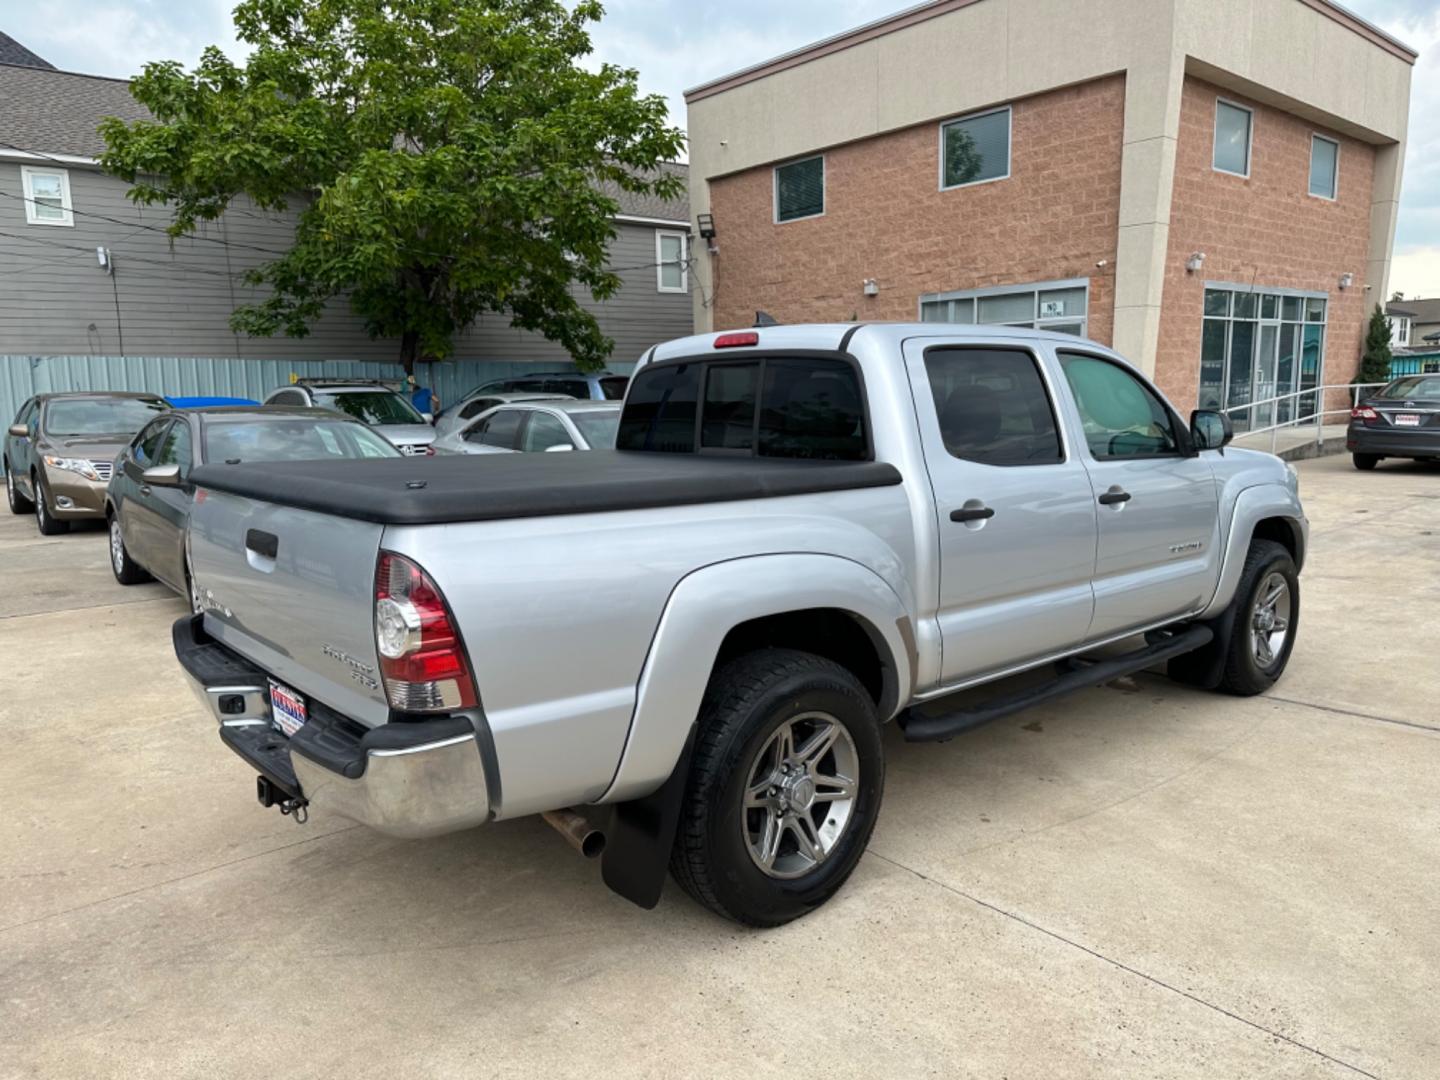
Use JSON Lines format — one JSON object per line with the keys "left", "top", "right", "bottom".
{"left": 5, "top": 391, "right": 170, "bottom": 535}
{"left": 431, "top": 392, "right": 572, "bottom": 442}
{"left": 106, "top": 406, "right": 401, "bottom": 606}
{"left": 262, "top": 380, "right": 437, "bottom": 455}
{"left": 431, "top": 400, "right": 621, "bottom": 455}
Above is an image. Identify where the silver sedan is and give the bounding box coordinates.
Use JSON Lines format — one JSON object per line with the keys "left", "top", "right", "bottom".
{"left": 431, "top": 400, "right": 621, "bottom": 455}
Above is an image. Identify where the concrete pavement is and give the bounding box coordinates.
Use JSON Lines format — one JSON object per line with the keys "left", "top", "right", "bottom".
{"left": 1, "top": 454, "right": 1436, "bottom": 1079}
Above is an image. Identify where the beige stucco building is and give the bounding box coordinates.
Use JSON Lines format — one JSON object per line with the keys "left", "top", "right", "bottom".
{"left": 684, "top": 0, "right": 1414, "bottom": 416}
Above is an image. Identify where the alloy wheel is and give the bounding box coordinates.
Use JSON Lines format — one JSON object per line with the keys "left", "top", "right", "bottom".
{"left": 1249, "top": 572, "right": 1292, "bottom": 669}
{"left": 742, "top": 711, "right": 859, "bottom": 880}
{"left": 109, "top": 518, "right": 125, "bottom": 575}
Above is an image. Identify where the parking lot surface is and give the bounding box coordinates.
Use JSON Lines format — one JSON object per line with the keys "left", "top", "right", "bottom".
{"left": 2, "top": 454, "right": 1437, "bottom": 1079}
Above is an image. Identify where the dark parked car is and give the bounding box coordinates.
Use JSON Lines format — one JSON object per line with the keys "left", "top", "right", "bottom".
{"left": 106, "top": 406, "right": 401, "bottom": 606}
{"left": 1348, "top": 375, "right": 1440, "bottom": 469}
{"left": 5, "top": 392, "right": 170, "bottom": 535}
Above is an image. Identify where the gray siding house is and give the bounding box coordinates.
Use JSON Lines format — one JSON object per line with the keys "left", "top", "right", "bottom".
{"left": 0, "top": 40, "right": 691, "bottom": 386}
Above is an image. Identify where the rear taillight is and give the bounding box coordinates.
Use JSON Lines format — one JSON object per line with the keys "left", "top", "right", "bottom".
{"left": 374, "top": 551, "right": 477, "bottom": 712}
{"left": 1351, "top": 406, "right": 1378, "bottom": 421}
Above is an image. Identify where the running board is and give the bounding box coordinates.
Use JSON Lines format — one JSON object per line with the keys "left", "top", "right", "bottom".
{"left": 899, "top": 625, "right": 1214, "bottom": 743}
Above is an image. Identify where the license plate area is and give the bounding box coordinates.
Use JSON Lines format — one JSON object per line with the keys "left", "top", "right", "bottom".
{"left": 268, "top": 679, "right": 308, "bottom": 737}
{"left": 1394, "top": 413, "right": 1421, "bottom": 427}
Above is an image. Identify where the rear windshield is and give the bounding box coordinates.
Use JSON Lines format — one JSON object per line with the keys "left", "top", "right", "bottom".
{"left": 616, "top": 357, "right": 867, "bottom": 460}
{"left": 572, "top": 409, "right": 621, "bottom": 448}
{"left": 599, "top": 376, "right": 629, "bottom": 400}
{"left": 44, "top": 397, "right": 168, "bottom": 436}
{"left": 1378, "top": 376, "right": 1440, "bottom": 400}
{"left": 316, "top": 390, "right": 423, "bottom": 425}
{"left": 204, "top": 419, "right": 402, "bottom": 463}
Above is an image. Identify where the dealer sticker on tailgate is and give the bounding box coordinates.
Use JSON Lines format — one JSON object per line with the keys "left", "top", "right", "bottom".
{"left": 268, "top": 679, "right": 308, "bottom": 737}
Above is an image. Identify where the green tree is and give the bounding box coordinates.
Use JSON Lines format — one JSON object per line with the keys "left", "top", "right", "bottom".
{"left": 99, "top": 0, "right": 685, "bottom": 371}
{"left": 1358, "top": 303, "right": 1393, "bottom": 385}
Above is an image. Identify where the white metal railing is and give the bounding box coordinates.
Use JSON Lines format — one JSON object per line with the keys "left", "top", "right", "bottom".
{"left": 1222, "top": 382, "right": 1389, "bottom": 455}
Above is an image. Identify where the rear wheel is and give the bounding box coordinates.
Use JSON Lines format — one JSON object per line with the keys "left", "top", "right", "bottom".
{"left": 1215, "top": 539, "right": 1299, "bottom": 696}
{"left": 33, "top": 473, "right": 69, "bottom": 535}
{"left": 108, "top": 513, "right": 149, "bottom": 584}
{"left": 5, "top": 461, "right": 32, "bottom": 514}
{"left": 670, "top": 648, "right": 884, "bottom": 927}
{"left": 1352, "top": 453, "right": 1380, "bottom": 471}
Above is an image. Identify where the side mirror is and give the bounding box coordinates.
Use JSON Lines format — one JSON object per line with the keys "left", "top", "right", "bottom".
{"left": 423, "top": 412, "right": 435, "bottom": 425}
{"left": 1190, "top": 409, "right": 1233, "bottom": 453}
{"left": 8, "top": 423, "right": 29, "bottom": 438}
{"left": 544, "top": 443, "right": 574, "bottom": 453}
{"left": 142, "top": 463, "right": 184, "bottom": 488}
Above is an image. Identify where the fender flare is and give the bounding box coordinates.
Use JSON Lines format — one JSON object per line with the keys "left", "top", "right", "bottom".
{"left": 600, "top": 552, "right": 914, "bottom": 805}
{"left": 1198, "top": 483, "right": 1307, "bottom": 619}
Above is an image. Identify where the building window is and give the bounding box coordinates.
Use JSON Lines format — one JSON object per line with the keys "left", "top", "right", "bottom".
{"left": 1200, "top": 285, "right": 1327, "bottom": 430}
{"left": 21, "top": 166, "right": 73, "bottom": 226}
{"left": 1309, "top": 135, "right": 1339, "bottom": 199}
{"left": 656, "top": 230, "right": 688, "bottom": 292}
{"left": 1213, "top": 99, "right": 1253, "bottom": 177}
{"left": 774, "top": 156, "right": 824, "bottom": 223}
{"left": 1390, "top": 316, "right": 1410, "bottom": 346}
{"left": 919, "top": 279, "right": 1089, "bottom": 337}
{"left": 940, "top": 106, "right": 1011, "bottom": 189}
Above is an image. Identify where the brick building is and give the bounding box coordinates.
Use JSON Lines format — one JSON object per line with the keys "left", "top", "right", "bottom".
{"left": 684, "top": 0, "right": 1415, "bottom": 419}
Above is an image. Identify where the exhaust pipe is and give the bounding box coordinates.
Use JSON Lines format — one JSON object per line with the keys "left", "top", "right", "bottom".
{"left": 543, "top": 808, "right": 606, "bottom": 859}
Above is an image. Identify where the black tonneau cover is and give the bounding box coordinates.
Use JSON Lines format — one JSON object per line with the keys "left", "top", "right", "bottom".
{"left": 189, "top": 450, "right": 903, "bottom": 525}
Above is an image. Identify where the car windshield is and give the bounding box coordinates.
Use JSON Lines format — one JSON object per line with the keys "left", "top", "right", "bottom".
{"left": 204, "top": 419, "right": 403, "bottom": 463}
{"left": 571, "top": 409, "right": 621, "bottom": 448}
{"left": 600, "top": 376, "right": 629, "bottom": 400}
{"left": 1378, "top": 377, "right": 1440, "bottom": 400}
{"left": 315, "top": 390, "right": 424, "bottom": 425}
{"left": 44, "top": 397, "right": 168, "bottom": 436}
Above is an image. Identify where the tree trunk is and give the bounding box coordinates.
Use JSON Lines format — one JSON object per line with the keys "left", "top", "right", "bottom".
{"left": 399, "top": 330, "right": 420, "bottom": 375}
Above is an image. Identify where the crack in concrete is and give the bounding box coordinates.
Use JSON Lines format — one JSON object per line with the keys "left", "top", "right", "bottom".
{"left": 1268, "top": 695, "right": 1439, "bottom": 734}
{"left": 0, "top": 596, "right": 174, "bottom": 622}
{"left": 866, "top": 849, "right": 1382, "bottom": 1079}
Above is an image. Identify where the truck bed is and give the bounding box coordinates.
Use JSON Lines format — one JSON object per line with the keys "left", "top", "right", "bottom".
{"left": 188, "top": 450, "right": 904, "bottom": 525}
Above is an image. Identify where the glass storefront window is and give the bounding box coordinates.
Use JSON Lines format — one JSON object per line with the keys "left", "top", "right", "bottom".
{"left": 919, "top": 280, "right": 1090, "bottom": 336}
{"left": 1200, "top": 285, "right": 1328, "bottom": 429}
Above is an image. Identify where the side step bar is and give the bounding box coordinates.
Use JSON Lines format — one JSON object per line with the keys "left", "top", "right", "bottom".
{"left": 900, "top": 625, "right": 1214, "bottom": 743}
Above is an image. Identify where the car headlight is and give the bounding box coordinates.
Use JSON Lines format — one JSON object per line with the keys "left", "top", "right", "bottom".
{"left": 42, "top": 456, "right": 101, "bottom": 482}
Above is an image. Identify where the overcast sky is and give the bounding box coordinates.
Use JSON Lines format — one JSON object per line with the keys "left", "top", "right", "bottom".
{"left": 7, "top": 0, "right": 1437, "bottom": 297}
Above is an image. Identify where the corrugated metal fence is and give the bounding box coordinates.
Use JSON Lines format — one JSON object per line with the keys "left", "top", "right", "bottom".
{"left": 1, "top": 355, "right": 636, "bottom": 435}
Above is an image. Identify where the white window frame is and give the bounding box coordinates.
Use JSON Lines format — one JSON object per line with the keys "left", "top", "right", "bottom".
{"left": 938, "top": 105, "right": 1013, "bottom": 191}
{"left": 1308, "top": 133, "right": 1339, "bottom": 201}
{"left": 20, "top": 166, "right": 73, "bottom": 226}
{"left": 655, "top": 229, "right": 689, "bottom": 293}
{"left": 1212, "top": 98, "right": 1254, "bottom": 179}
{"left": 773, "top": 154, "right": 825, "bottom": 224}
{"left": 918, "top": 277, "right": 1090, "bottom": 336}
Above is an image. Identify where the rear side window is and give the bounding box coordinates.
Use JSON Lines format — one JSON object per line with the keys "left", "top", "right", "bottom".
{"left": 599, "top": 376, "right": 629, "bottom": 400}
{"left": 543, "top": 378, "right": 593, "bottom": 399}
{"left": 466, "top": 409, "right": 523, "bottom": 449}
{"left": 618, "top": 356, "right": 867, "bottom": 460}
{"left": 133, "top": 419, "right": 171, "bottom": 466}
{"left": 924, "top": 348, "right": 1062, "bottom": 466}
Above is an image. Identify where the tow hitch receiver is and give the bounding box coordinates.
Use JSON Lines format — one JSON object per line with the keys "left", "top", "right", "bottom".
{"left": 256, "top": 775, "right": 309, "bottom": 824}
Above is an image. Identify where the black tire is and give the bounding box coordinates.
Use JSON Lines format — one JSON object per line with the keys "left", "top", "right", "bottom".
{"left": 5, "top": 460, "right": 33, "bottom": 514}
{"left": 1352, "top": 453, "right": 1380, "bottom": 471}
{"left": 1215, "top": 539, "right": 1299, "bottom": 696}
{"left": 33, "top": 473, "right": 69, "bottom": 535}
{"left": 670, "top": 648, "right": 884, "bottom": 927}
{"left": 108, "top": 512, "right": 149, "bottom": 585}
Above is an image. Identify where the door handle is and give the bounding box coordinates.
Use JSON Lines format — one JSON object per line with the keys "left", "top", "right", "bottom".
{"left": 245, "top": 529, "right": 279, "bottom": 560}
{"left": 1098, "top": 489, "right": 1132, "bottom": 506}
{"left": 950, "top": 506, "right": 996, "bottom": 523}
{"left": 139, "top": 485, "right": 152, "bottom": 496}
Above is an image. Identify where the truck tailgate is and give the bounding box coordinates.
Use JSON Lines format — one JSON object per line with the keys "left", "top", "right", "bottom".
{"left": 188, "top": 488, "right": 390, "bottom": 727}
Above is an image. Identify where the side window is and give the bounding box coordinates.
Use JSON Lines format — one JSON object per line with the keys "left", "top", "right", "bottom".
{"left": 134, "top": 420, "right": 172, "bottom": 466}
{"left": 458, "top": 398, "right": 496, "bottom": 420}
{"left": 466, "top": 410, "right": 523, "bottom": 448}
{"left": 1058, "top": 353, "right": 1180, "bottom": 459}
{"left": 758, "top": 359, "right": 866, "bottom": 460}
{"left": 924, "top": 348, "right": 1062, "bottom": 465}
{"left": 13, "top": 398, "right": 36, "bottom": 431}
{"left": 509, "top": 379, "right": 546, "bottom": 394}
{"left": 520, "top": 412, "right": 574, "bottom": 452}
{"left": 155, "top": 421, "right": 193, "bottom": 473}
{"left": 616, "top": 362, "right": 700, "bottom": 453}
{"left": 544, "top": 378, "right": 592, "bottom": 399}
{"left": 269, "top": 389, "right": 306, "bottom": 406}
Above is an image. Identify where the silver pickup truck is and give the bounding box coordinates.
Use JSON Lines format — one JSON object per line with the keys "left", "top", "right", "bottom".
{"left": 174, "top": 323, "right": 1306, "bottom": 926}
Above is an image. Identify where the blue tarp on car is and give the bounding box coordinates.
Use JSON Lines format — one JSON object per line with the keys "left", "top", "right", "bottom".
{"left": 166, "top": 396, "right": 260, "bottom": 408}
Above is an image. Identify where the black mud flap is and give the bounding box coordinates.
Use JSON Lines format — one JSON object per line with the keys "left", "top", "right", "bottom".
{"left": 600, "top": 724, "right": 697, "bottom": 910}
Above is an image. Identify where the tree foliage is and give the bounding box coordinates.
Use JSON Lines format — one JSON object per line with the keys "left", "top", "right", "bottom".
{"left": 99, "top": 0, "right": 686, "bottom": 369}
{"left": 1359, "top": 304, "right": 1394, "bottom": 385}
